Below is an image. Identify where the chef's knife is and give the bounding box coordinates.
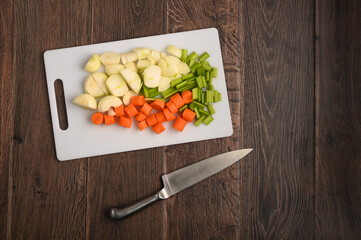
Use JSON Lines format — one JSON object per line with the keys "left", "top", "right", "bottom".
{"left": 110, "top": 148, "right": 252, "bottom": 220}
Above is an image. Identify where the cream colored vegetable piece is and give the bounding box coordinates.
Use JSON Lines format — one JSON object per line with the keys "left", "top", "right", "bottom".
{"left": 143, "top": 65, "right": 161, "bottom": 88}
{"left": 122, "top": 90, "right": 137, "bottom": 105}
{"left": 157, "top": 59, "right": 167, "bottom": 68}
{"left": 105, "top": 64, "right": 124, "bottom": 76}
{"left": 106, "top": 74, "right": 129, "bottom": 97}
{"left": 120, "top": 69, "right": 142, "bottom": 93}
{"left": 97, "top": 95, "right": 122, "bottom": 112}
{"left": 84, "top": 54, "right": 101, "bottom": 72}
{"left": 158, "top": 76, "right": 171, "bottom": 92}
{"left": 160, "top": 52, "right": 167, "bottom": 59}
{"left": 161, "top": 65, "right": 178, "bottom": 77}
{"left": 177, "top": 62, "right": 191, "bottom": 74}
{"left": 164, "top": 55, "right": 181, "bottom": 66}
{"left": 132, "top": 47, "right": 151, "bottom": 60}
{"left": 108, "top": 107, "right": 116, "bottom": 116}
{"left": 124, "top": 62, "right": 138, "bottom": 73}
{"left": 120, "top": 52, "right": 138, "bottom": 64}
{"left": 166, "top": 45, "right": 182, "bottom": 58}
{"left": 72, "top": 94, "right": 97, "bottom": 110}
{"left": 99, "top": 52, "right": 120, "bottom": 65}
{"left": 150, "top": 50, "right": 161, "bottom": 64}
{"left": 91, "top": 72, "right": 109, "bottom": 95}
{"left": 84, "top": 75, "right": 105, "bottom": 98}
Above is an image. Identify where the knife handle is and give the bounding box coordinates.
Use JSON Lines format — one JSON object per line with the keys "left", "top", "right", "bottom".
{"left": 110, "top": 192, "right": 160, "bottom": 220}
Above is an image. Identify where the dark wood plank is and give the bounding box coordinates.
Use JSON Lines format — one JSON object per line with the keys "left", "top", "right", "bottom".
{"left": 315, "top": 0, "right": 361, "bottom": 238}
{"left": 10, "top": 0, "right": 91, "bottom": 238}
{"left": 87, "top": 1, "right": 165, "bottom": 239}
{"left": 241, "top": 0, "right": 315, "bottom": 239}
{"left": 165, "top": 1, "right": 241, "bottom": 239}
{"left": 0, "top": 0, "right": 14, "bottom": 238}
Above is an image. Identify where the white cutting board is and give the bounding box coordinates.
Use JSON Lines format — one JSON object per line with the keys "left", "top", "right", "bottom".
{"left": 44, "top": 28, "right": 233, "bottom": 161}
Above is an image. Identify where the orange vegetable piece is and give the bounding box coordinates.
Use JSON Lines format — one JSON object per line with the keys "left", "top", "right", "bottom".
{"left": 173, "top": 116, "right": 187, "bottom": 132}
{"left": 135, "top": 112, "right": 147, "bottom": 122}
{"left": 104, "top": 115, "right": 116, "bottom": 125}
{"left": 155, "top": 111, "right": 166, "bottom": 123}
{"left": 146, "top": 114, "right": 159, "bottom": 127}
{"left": 140, "top": 102, "right": 152, "bottom": 116}
{"left": 131, "top": 95, "right": 146, "bottom": 106}
{"left": 181, "top": 90, "right": 193, "bottom": 104}
{"left": 124, "top": 104, "right": 139, "bottom": 118}
{"left": 114, "top": 104, "right": 124, "bottom": 116}
{"left": 118, "top": 116, "right": 132, "bottom": 128}
{"left": 151, "top": 99, "right": 165, "bottom": 111}
{"left": 166, "top": 101, "right": 178, "bottom": 114}
{"left": 137, "top": 120, "right": 148, "bottom": 131}
{"left": 91, "top": 112, "right": 104, "bottom": 125}
{"left": 152, "top": 123, "right": 165, "bottom": 134}
{"left": 163, "top": 108, "right": 176, "bottom": 121}
{"left": 170, "top": 93, "right": 185, "bottom": 108}
{"left": 182, "top": 108, "right": 196, "bottom": 122}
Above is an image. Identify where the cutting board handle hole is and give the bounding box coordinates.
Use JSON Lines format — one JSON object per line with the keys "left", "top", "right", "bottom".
{"left": 54, "top": 79, "right": 69, "bottom": 130}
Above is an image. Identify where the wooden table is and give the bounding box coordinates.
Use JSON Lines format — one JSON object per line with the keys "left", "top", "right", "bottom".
{"left": 1, "top": 0, "right": 360, "bottom": 239}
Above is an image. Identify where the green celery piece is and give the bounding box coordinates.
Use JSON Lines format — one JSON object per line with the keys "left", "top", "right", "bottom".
{"left": 203, "top": 115, "right": 214, "bottom": 125}
{"left": 197, "top": 67, "right": 205, "bottom": 76}
{"left": 212, "top": 68, "right": 218, "bottom": 78}
{"left": 218, "top": 92, "right": 221, "bottom": 101}
{"left": 186, "top": 52, "right": 198, "bottom": 63}
{"left": 186, "top": 81, "right": 197, "bottom": 91}
{"left": 209, "top": 84, "right": 215, "bottom": 90}
{"left": 201, "top": 76, "right": 207, "bottom": 88}
{"left": 202, "top": 62, "right": 212, "bottom": 71}
{"left": 142, "top": 85, "right": 149, "bottom": 98}
{"left": 194, "top": 115, "right": 205, "bottom": 126}
{"left": 206, "top": 71, "right": 210, "bottom": 82}
{"left": 178, "top": 85, "right": 188, "bottom": 92}
{"left": 201, "top": 92, "right": 205, "bottom": 104}
{"left": 145, "top": 97, "right": 166, "bottom": 101}
{"left": 196, "top": 76, "right": 203, "bottom": 88}
{"left": 188, "top": 59, "right": 196, "bottom": 67}
{"left": 206, "top": 90, "right": 213, "bottom": 103}
{"left": 181, "top": 49, "right": 188, "bottom": 61}
{"left": 176, "top": 81, "right": 187, "bottom": 90}
{"left": 148, "top": 88, "right": 160, "bottom": 98}
{"left": 179, "top": 104, "right": 188, "bottom": 112}
{"left": 189, "top": 102, "right": 195, "bottom": 111}
{"left": 213, "top": 90, "right": 219, "bottom": 102}
{"left": 190, "top": 62, "right": 201, "bottom": 73}
{"left": 182, "top": 73, "right": 194, "bottom": 80}
{"left": 207, "top": 104, "right": 215, "bottom": 114}
{"left": 194, "top": 107, "right": 200, "bottom": 118}
{"left": 208, "top": 77, "right": 213, "bottom": 85}
{"left": 199, "top": 108, "right": 210, "bottom": 116}
{"left": 171, "top": 77, "right": 183, "bottom": 87}
{"left": 161, "top": 87, "right": 177, "bottom": 98}
{"left": 186, "top": 76, "right": 197, "bottom": 82}
{"left": 192, "top": 88, "right": 199, "bottom": 100}
{"left": 193, "top": 101, "right": 205, "bottom": 109}
{"left": 198, "top": 87, "right": 202, "bottom": 100}
{"left": 198, "top": 52, "right": 210, "bottom": 62}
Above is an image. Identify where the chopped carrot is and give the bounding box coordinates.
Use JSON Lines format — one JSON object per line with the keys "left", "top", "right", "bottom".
{"left": 135, "top": 112, "right": 147, "bottom": 122}
{"left": 152, "top": 123, "right": 165, "bottom": 134}
{"left": 170, "top": 93, "right": 185, "bottom": 108}
{"left": 181, "top": 90, "right": 193, "bottom": 104}
{"left": 155, "top": 111, "right": 166, "bottom": 123}
{"left": 182, "top": 108, "right": 196, "bottom": 122}
{"left": 173, "top": 116, "right": 187, "bottom": 132}
{"left": 151, "top": 99, "right": 165, "bottom": 111}
{"left": 104, "top": 115, "right": 116, "bottom": 125}
{"left": 166, "top": 101, "right": 178, "bottom": 114}
{"left": 118, "top": 116, "right": 132, "bottom": 128}
{"left": 124, "top": 104, "right": 139, "bottom": 118}
{"left": 114, "top": 104, "right": 124, "bottom": 116}
{"left": 137, "top": 120, "right": 148, "bottom": 131}
{"left": 91, "top": 112, "right": 104, "bottom": 125}
{"left": 131, "top": 95, "right": 146, "bottom": 106}
{"left": 163, "top": 108, "right": 176, "bottom": 121}
{"left": 146, "top": 114, "right": 159, "bottom": 127}
{"left": 140, "top": 102, "right": 152, "bottom": 116}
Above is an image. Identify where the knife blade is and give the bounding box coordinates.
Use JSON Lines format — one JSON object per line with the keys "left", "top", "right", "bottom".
{"left": 110, "top": 148, "right": 252, "bottom": 220}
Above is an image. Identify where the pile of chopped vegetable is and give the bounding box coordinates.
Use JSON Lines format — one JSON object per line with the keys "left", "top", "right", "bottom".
{"left": 72, "top": 45, "right": 221, "bottom": 133}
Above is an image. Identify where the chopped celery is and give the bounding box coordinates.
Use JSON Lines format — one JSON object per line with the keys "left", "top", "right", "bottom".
{"left": 194, "top": 116, "right": 205, "bottom": 126}
{"left": 199, "top": 108, "right": 210, "bottom": 116}
{"left": 194, "top": 107, "right": 200, "bottom": 118}
{"left": 190, "top": 62, "right": 201, "bottom": 73}
{"left": 192, "top": 101, "right": 205, "bottom": 109}
{"left": 176, "top": 81, "right": 187, "bottom": 90}
{"left": 207, "top": 104, "right": 215, "bottom": 114}
{"left": 179, "top": 104, "right": 188, "bottom": 112}
{"left": 189, "top": 59, "right": 196, "bottom": 67}
{"left": 206, "top": 71, "right": 210, "bottom": 81}
{"left": 202, "top": 62, "right": 212, "bottom": 71}
{"left": 209, "top": 84, "right": 215, "bottom": 90}
{"left": 189, "top": 102, "right": 195, "bottom": 111}
{"left": 197, "top": 67, "right": 205, "bottom": 76}
{"left": 186, "top": 52, "right": 198, "bottom": 63}
{"left": 181, "top": 49, "right": 188, "bottom": 61}
{"left": 171, "top": 77, "right": 183, "bottom": 87}
{"left": 148, "top": 88, "right": 160, "bottom": 98}
{"left": 161, "top": 87, "right": 177, "bottom": 98}
{"left": 182, "top": 73, "right": 193, "bottom": 80}
{"left": 212, "top": 68, "right": 218, "bottom": 78}
{"left": 196, "top": 76, "right": 203, "bottom": 88}
{"left": 203, "top": 115, "right": 214, "bottom": 125}
{"left": 201, "top": 76, "right": 207, "bottom": 87}
{"left": 198, "top": 52, "right": 210, "bottom": 62}
{"left": 145, "top": 97, "right": 166, "bottom": 101}
{"left": 186, "top": 76, "right": 197, "bottom": 82}
{"left": 142, "top": 85, "right": 149, "bottom": 98}
{"left": 192, "top": 88, "right": 199, "bottom": 100}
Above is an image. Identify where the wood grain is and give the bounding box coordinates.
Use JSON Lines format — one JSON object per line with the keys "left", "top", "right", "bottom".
{"left": 0, "top": 0, "right": 14, "bottom": 239}
{"left": 241, "top": 0, "right": 315, "bottom": 239}
{"left": 315, "top": 0, "right": 361, "bottom": 238}
{"left": 9, "top": 0, "right": 91, "bottom": 238}
{"left": 165, "top": 0, "right": 241, "bottom": 239}
{"left": 86, "top": 1, "right": 165, "bottom": 239}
